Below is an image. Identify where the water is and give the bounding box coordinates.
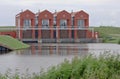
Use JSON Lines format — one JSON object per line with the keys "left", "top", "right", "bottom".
{"left": 0, "top": 43, "right": 120, "bottom": 74}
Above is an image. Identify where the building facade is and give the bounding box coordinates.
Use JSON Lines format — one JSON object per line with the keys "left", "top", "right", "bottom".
{"left": 16, "top": 9, "right": 98, "bottom": 43}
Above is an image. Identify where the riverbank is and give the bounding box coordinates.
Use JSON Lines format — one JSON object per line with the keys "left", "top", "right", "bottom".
{"left": 0, "top": 35, "right": 30, "bottom": 50}
{"left": 94, "top": 26, "right": 120, "bottom": 44}
{"left": 0, "top": 53, "right": 120, "bottom": 79}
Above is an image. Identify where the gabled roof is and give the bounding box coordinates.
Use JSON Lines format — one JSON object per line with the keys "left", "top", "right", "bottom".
{"left": 71, "top": 10, "right": 89, "bottom": 16}
{"left": 54, "top": 10, "right": 70, "bottom": 15}
{"left": 37, "top": 10, "right": 52, "bottom": 15}
{"left": 16, "top": 9, "right": 35, "bottom": 17}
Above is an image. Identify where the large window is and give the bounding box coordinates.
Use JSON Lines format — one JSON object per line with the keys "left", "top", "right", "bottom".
{"left": 78, "top": 19, "right": 85, "bottom": 28}
{"left": 42, "top": 19, "right": 49, "bottom": 28}
{"left": 24, "top": 19, "right": 31, "bottom": 28}
{"left": 60, "top": 19, "right": 67, "bottom": 28}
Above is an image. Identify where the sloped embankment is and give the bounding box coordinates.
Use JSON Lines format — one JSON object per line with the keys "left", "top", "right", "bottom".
{"left": 0, "top": 35, "right": 30, "bottom": 50}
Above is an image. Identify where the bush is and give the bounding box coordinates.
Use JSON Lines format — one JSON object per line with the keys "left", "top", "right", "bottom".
{"left": 37, "top": 54, "right": 120, "bottom": 79}
{"left": 118, "top": 39, "right": 120, "bottom": 44}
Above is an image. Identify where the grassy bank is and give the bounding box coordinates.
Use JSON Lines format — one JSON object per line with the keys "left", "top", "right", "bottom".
{"left": 0, "top": 54, "right": 120, "bottom": 79}
{"left": 0, "top": 26, "right": 16, "bottom": 32}
{"left": 94, "top": 26, "right": 120, "bottom": 44}
{"left": 0, "top": 35, "right": 30, "bottom": 50}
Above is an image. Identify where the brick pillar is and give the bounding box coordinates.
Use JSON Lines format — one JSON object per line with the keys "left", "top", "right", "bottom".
{"left": 38, "top": 19, "right": 42, "bottom": 42}
{"left": 20, "top": 19, "right": 23, "bottom": 40}
{"left": 31, "top": 19, "right": 35, "bottom": 39}
{"left": 50, "top": 19, "right": 53, "bottom": 39}
{"left": 68, "top": 19, "right": 71, "bottom": 39}
{"left": 74, "top": 19, "right": 78, "bottom": 40}
{"left": 57, "top": 19, "right": 60, "bottom": 42}
{"left": 85, "top": 19, "right": 89, "bottom": 38}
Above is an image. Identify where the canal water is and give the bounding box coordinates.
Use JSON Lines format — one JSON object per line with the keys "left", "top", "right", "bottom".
{"left": 0, "top": 43, "right": 120, "bottom": 74}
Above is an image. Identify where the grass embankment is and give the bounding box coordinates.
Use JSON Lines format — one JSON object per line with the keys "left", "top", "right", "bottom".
{"left": 94, "top": 26, "right": 120, "bottom": 44}
{"left": 0, "top": 35, "right": 30, "bottom": 50}
{"left": 0, "top": 26, "right": 16, "bottom": 32}
{"left": 0, "top": 54, "right": 120, "bottom": 79}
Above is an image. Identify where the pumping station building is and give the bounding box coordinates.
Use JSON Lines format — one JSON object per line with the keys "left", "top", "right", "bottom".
{"left": 15, "top": 9, "right": 98, "bottom": 43}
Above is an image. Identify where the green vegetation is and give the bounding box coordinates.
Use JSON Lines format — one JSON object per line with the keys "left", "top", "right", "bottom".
{"left": 118, "top": 39, "right": 120, "bottom": 44}
{"left": 0, "top": 26, "right": 16, "bottom": 32}
{"left": 0, "top": 53, "right": 120, "bottom": 79}
{"left": 94, "top": 26, "right": 120, "bottom": 44}
{"left": 0, "top": 26, "right": 15, "bottom": 28}
{"left": 0, "top": 35, "right": 30, "bottom": 50}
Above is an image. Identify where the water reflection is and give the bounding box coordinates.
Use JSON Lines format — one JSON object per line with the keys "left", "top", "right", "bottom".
{"left": 16, "top": 44, "right": 89, "bottom": 56}
{"left": 0, "top": 43, "right": 120, "bottom": 74}
{"left": 0, "top": 46, "right": 12, "bottom": 54}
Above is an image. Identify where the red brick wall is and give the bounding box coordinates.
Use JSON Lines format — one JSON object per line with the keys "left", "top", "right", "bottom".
{"left": 74, "top": 10, "right": 89, "bottom": 27}
{"left": 60, "top": 30, "right": 69, "bottom": 38}
{"left": 0, "top": 31, "right": 16, "bottom": 38}
{"left": 38, "top": 10, "right": 53, "bottom": 27}
{"left": 15, "top": 9, "right": 94, "bottom": 41}
{"left": 72, "top": 10, "right": 89, "bottom": 39}
{"left": 86, "top": 31, "right": 98, "bottom": 39}
{"left": 55, "top": 10, "right": 71, "bottom": 39}
{"left": 56, "top": 10, "right": 71, "bottom": 27}
{"left": 38, "top": 10, "right": 54, "bottom": 39}
{"left": 41, "top": 30, "right": 51, "bottom": 38}
{"left": 16, "top": 10, "right": 35, "bottom": 40}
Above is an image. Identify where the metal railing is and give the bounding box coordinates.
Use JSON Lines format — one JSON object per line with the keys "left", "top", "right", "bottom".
{"left": 0, "top": 26, "right": 94, "bottom": 30}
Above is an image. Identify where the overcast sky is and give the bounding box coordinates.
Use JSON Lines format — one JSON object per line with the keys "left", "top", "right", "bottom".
{"left": 0, "top": 0, "right": 120, "bottom": 27}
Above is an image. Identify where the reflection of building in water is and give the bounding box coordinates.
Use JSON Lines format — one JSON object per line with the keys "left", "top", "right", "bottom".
{"left": 17, "top": 44, "right": 89, "bottom": 56}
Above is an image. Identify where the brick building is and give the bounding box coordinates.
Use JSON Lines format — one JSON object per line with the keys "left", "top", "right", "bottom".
{"left": 16, "top": 10, "right": 35, "bottom": 40}
{"left": 16, "top": 9, "right": 98, "bottom": 43}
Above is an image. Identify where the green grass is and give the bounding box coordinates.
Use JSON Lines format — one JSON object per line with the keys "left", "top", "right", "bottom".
{"left": 0, "top": 53, "right": 120, "bottom": 79}
{"left": 93, "top": 26, "right": 120, "bottom": 44}
{"left": 0, "top": 35, "right": 30, "bottom": 50}
{"left": 0, "top": 26, "right": 16, "bottom": 32}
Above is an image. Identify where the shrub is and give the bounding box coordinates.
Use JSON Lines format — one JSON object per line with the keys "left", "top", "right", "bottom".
{"left": 118, "top": 39, "right": 120, "bottom": 44}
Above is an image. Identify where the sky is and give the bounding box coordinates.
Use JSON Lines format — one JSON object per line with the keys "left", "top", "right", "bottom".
{"left": 0, "top": 0, "right": 120, "bottom": 27}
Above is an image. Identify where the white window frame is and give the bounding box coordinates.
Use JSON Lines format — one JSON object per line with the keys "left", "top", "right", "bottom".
{"left": 78, "top": 19, "right": 85, "bottom": 28}
{"left": 42, "top": 19, "right": 49, "bottom": 28}
{"left": 60, "top": 19, "right": 67, "bottom": 28}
